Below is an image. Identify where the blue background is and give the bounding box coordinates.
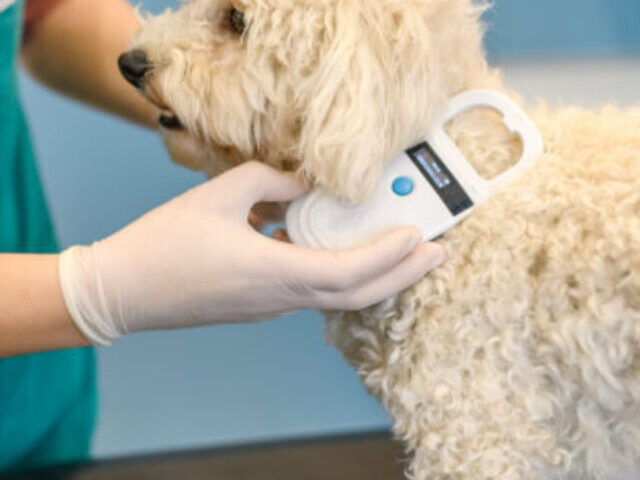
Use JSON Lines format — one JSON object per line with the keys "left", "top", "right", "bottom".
{"left": 485, "top": 0, "right": 640, "bottom": 58}
{"left": 19, "top": 1, "right": 640, "bottom": 458}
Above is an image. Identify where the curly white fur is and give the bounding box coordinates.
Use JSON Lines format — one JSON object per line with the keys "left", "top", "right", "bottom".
{"left": 131, "top": 1, "right": 640, "bottom": 479}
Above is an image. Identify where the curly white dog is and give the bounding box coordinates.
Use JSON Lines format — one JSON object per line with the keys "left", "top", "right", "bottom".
{"left": 119, "top": 1, "right": 640, "bottom": 479}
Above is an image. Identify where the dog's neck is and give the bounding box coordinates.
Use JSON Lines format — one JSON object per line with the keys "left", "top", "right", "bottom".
{"left": 254, "top": 100, "right": 526, "bottom": 193}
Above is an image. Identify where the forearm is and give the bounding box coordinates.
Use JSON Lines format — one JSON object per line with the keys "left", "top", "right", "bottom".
{"left": 0, "top": 255, "right": 88, "bottom": 358}
{"left": 21, "top": 0, "right": 157, "bottom": 128}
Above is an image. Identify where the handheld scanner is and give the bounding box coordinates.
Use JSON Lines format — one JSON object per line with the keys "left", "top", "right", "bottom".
{"left": 286, "top": 90, "right": 544, "bottom": 250}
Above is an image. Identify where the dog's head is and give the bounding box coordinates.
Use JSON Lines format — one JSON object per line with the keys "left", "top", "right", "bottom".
{"left": 120, "top": 0, "right": 492, "bottom": 202}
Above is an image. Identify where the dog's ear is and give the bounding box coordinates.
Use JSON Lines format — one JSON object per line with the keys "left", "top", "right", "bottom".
{"left": 297, "top": 54, "right": 386, "bottom": 202}
{"left": 295, "top": 7, "right": 396, "bottom": 204}
{"left": 293, "top": 0, "right": 484, "bottom": 204}
{"left": 290, "top": 0, "right": 493, "bottom": 204}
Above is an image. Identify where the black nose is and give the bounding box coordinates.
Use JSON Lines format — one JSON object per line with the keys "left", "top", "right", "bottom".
{"left": 118, "top": 49, "right": 152, "bottom": 88}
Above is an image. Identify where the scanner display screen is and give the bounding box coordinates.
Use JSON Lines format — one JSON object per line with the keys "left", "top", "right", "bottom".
{"left": 406, "top": 142, "right": 474, "bottom": 216}
{"left": 413, "top": 148, "right": 451, "bottom": 189}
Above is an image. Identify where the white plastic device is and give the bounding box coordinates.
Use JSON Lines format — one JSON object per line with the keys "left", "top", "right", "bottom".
{"left": 286, "top": 90, "right": 544, "bottom": 250}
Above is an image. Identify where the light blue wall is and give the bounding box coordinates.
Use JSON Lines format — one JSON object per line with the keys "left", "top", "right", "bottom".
{"left": 18, "top": 1, "right": 640, "bottom": 459}
{"left": 485, "top": 0, "right": 640, "bottom": 58}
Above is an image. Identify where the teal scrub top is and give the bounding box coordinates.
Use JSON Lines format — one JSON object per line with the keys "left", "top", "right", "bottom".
{"left": 0, "top": 0, "right": 97, "bottom": 471}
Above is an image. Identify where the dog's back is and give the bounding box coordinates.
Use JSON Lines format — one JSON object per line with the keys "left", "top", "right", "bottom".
{"left": 327, "top": 105, "right": 640, "bottom": 480}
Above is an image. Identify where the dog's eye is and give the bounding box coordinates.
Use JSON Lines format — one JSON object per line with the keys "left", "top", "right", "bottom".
{"left": 229, "top": 7, "right": 246, "bottom": 34}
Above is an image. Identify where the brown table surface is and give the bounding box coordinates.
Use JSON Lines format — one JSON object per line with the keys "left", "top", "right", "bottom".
{"left": 3, "top": 432, "right": 408, "bottom": 480}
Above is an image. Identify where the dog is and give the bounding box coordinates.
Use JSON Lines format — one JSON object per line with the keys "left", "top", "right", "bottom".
{"left": 120, "top": 1, "right": 640, "bottom": 478}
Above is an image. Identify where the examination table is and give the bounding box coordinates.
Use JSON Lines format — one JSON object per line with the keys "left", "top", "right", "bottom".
{"left": 2, "top": 433, "right": 406, "bottom": 479}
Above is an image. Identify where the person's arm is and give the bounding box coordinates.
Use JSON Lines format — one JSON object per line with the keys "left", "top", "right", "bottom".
{"left": 0, "top": 255, "right": 88, "bottom": 358}
{"left": 20, "top": 0, "right": 157, "bottom": 128}
{"left": 0, "top": 163, "right": 446, "bottom": 357}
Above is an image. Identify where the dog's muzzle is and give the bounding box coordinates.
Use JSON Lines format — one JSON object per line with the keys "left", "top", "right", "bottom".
{"left": 118, "top": 49, "right": 152, "bottom": 89}
{"left": 118, "top": 49, "right": 183, "bottom": 131}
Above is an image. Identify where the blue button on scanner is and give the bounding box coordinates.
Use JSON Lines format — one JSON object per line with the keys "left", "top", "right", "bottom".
{"left": 392, "top": 176, "right": 414, "bottom": 196}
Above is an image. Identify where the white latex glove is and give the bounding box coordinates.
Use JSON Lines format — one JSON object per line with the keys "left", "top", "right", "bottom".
{"left": 59, "top": 161, "right": 446, "bottom": 346}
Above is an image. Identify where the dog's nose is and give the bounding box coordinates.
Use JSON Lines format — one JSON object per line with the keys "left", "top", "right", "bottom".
{"left": 118, "top": 49, "right": 152, "bottom": 88}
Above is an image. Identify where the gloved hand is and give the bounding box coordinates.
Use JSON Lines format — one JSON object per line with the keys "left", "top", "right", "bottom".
{"left": 59, "top": 162, "right": 446, "bottom": 346}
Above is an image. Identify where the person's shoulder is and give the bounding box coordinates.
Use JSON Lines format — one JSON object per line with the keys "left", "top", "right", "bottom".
{"left": 22, "top": 0, "right": 67, "bottom": 46}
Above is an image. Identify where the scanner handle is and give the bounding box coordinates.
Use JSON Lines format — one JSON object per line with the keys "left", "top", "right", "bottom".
{"left": 436, "top": 90, "right": 544, "bottom": 195}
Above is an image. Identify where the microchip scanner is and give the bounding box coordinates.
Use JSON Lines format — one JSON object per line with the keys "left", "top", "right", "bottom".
{"left": 286, "top": 90, "right": 544, "bottom": 250}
